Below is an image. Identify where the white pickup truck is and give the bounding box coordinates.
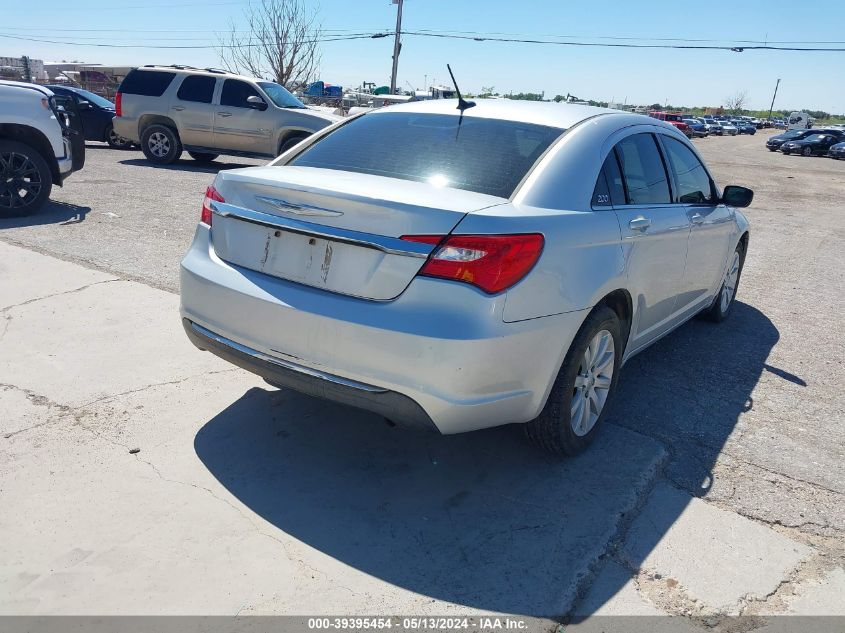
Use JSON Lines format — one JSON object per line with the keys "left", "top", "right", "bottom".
{"left": 0, "top": 80, "right": 85, "bottom": 214}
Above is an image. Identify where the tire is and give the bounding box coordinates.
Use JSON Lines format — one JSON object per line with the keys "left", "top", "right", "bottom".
{"left": 105, "top": 124, "right": 132, "bottom": 149}
{"left": 188, "top": 151, "right": 219, "bottom": 163}
{"left": 141, "top": 124, "right": 182, "bottom": 164}
{"left": 768, "top": 147, "right": 777, "bottom": 152}
{"left": 525, "top": 306, "right": 622, "bottom": 456}
{"left": 802, "top": 147, "right": 813, "bottom": 157}
{"left": 278, "top": 133, "right": 309, "bottom": 155}
{"left": 703, "top": 242, "right": 745, "bottom": 323}
{"left": 0, "top": 139, "right": 53, "bottom": 216}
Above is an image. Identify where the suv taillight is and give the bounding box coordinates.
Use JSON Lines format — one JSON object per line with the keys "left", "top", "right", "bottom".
{"left": 400, "top": 233, "right": 544, "bottom": 294}
{"left": 201, "top": 185, "right": 224, "bottom": 226}
{"left": 115, "top": 92, "right": 122, "bottom": 117}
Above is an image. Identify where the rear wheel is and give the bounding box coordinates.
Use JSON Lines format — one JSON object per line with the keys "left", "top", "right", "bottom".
{"left": 526, "top": 306, "right": 621, "bottom": 456}
{"left": 188, "top": 151, "right": 219, "bottom": 163}
{"left": 0, "top": 140, "right": 52, "bottom": 216}
{"left": 141, "top": 124, "right": 182, "bottom": 164}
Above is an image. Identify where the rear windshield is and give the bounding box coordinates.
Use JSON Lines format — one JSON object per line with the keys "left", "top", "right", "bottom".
{"left": 288, "top": 112, "right": 562, "bottom": 198}
{"left": 118, "top": 70, "right": 176, "bottom": 97}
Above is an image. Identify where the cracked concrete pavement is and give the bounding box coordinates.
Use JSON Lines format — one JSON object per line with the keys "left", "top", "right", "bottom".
{"left": 0, "top": 134, "right": 843, "bottom": 626}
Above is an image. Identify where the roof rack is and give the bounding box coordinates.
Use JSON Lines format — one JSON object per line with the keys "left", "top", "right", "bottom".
{"left": 142, "top": 64, "right": 200, "bottom": 70}
{"left": 204, "top": 67, "right": 229, "bottom": 74}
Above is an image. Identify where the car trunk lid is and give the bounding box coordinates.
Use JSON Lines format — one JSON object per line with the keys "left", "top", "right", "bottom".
{"left": 210, "top": 166, "right": 506, "bottom": 300}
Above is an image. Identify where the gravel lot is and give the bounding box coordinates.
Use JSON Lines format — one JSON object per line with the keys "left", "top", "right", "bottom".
{"left": 1, "top": 129, "right": 843, "bottom": 619}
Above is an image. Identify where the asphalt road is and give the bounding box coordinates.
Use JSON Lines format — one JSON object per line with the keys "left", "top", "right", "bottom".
{"left": 1, "top": 129, "right": 843, "bottom": 617}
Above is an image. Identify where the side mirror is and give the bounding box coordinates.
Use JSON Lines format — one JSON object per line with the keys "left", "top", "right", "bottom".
{"left": 247, "top": 95, "right": 268, "bottom": 110}
{"left": 722, "top": 185, "right": 753, "bottom": 208}
{"left": 77, "top": 100, "right": 92, "bottom": 109}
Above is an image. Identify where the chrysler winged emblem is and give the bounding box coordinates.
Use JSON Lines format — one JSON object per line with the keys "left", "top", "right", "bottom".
{"left": 255, "top": 195, "right": 344, "bottom": 218}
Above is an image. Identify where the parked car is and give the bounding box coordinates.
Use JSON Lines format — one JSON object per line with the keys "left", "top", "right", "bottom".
{"left": 0, "top": 80, "right": 85, "bottom": 214}
{"left": 767, "top": 128, "right": 842, "bottom": 151}
{"left": 180, "top": 100, "right": 752, "bottom": 455}
{"left": 682, "top": 118, "right": 709, "bottom": 137}
{"left": 44, "top": 85, "right": 131, "bottom": 149}
{"left": 112, "top": 65, "right": 341, "bottom": 165}
{"left": 720, "top": 121, "right": 739, "bottom": 136}
{"left": 829, "top": 141, "right": 845, "bottom": 159}
{"left": 781, "top": 133, "right": 843, "bottom": 156}
{"left": 698, "top": 118, "right": 724, "bottom": 136}
{"left": 733, "top": 121, "right": 756, "bottom": 135}
{"left": 648, "top": 111, "right": 691, "bottom": 137}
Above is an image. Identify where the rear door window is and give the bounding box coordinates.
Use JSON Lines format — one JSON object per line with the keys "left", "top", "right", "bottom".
{"left": 220, "top": 79, "right": 262, "bottom": 108}
{"left": 288, "top": 112, "right": 563, "bottom": 198}
{"left": 176, "top": 75, "right": 216, "bottom": 103}
{"left": 661, "top": 137, "right": 714, "bottom": 204}
{"left": 614, "top": 133, "right": 672, "bottom": 205}
{"left": 118, "top": 70, "right": 176, "bottom": 97}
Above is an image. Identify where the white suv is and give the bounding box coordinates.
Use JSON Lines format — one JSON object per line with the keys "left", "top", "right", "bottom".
{"left": 112, "top": 66, "right": 340, "bottom": 165}
{"left": 0, "top": 80, "right": 84, "bottom": 214}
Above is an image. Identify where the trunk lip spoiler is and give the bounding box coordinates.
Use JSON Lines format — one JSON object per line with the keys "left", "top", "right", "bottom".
{"left": 210, "top": 200, "right": 435, "bottom": 259}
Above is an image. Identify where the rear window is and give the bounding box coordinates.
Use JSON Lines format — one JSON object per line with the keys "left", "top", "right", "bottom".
{"left": 288, "top": 112, "right": 562, "bottom": 198}
{"left": 118, "top": 70, "right": 176, "bottom": 97}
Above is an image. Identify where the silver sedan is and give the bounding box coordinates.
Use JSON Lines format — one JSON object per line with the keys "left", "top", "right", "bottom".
{"left": 180, "top": 99, "right": 752, "bottom": 455}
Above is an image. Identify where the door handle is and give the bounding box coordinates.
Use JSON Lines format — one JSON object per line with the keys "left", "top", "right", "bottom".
{"left": 690, "top": 212, "right": 705, "bottom": 225}
{"left": 629, "top": 216, "right": 652, "bottom": 231}
{"left": 171, "top": 106, "right": 185, "bottom": 111}
{"left": 217, "top": 112, "right": 232, "bottom": 117}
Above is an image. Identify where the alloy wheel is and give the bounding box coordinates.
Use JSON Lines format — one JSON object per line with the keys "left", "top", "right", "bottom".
{"left": 570, "top": 329, "right": 615, "bottom": 437}
{"left": 148, "top": 132, "right": 170, "bottom": 158}
{"left": 721, "top": 251, "right": 741, "bottom": 313}
{"left": 0, "top": 151, "right": 42, "bottom": 210}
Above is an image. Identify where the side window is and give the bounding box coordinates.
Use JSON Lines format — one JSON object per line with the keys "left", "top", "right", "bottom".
{"left": 220, "top": 79, "right": 261, "bottom": 108}
{"left": 614, "top": 133, "right": 671, "bottom": 205}
{"left": 661, "top": 137, "right": 714, "bottom": 204}
{"left": 118, "top": 70, "right": 176, "bottom": 97}
{"left": 591, "top": 153, "right": 626, "bottom": 208}
{"left": 176, "top": 75, "right": 216, "bottom": 103}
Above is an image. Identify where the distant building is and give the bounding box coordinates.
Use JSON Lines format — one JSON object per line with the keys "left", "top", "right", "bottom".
{"left": 0, "top": 56, "right": 45, "bottom": 81}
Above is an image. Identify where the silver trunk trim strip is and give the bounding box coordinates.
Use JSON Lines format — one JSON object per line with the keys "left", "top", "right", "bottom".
{"left": 210, "top": 201, "right": 433, "bottom": 258}
{"left": 190, "top": 322, "right": 389, "bottom": 393}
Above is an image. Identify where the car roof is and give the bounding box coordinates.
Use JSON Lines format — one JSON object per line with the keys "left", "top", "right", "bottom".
{"left": 367, "top": 98, "right": 623, "bottom": 130}
{"left": 137, "top": 65, "right": 254, "bottom": 81}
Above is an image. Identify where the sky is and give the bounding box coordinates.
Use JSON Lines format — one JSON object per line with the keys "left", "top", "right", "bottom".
{"left": 2, "top": 0, "right": 844, "bottom": 113}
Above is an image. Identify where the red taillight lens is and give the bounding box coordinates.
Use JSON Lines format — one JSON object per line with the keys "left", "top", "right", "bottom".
{"left": 114, "top": 92, "right": 122, "bottom": 117}
{"left": 402, "top": 233, "right": 544, "bottom": 294}
{"left": 201, "top": 185, "right": 224, "bottom": 226}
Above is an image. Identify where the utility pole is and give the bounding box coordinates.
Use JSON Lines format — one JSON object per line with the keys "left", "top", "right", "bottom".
{"left": 767, "top": 78, "right": 781, "bottom": 121}
{"left": 389, "top": 0, "right": 404, "bottom": 94}
{"left": 21, "top": 56, "right": 31, "bottom": 82}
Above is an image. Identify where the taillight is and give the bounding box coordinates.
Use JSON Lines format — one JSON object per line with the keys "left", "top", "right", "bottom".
{"left": 114, "top": 92, "right": 122, "bottom": 117}
{"left": 201, "top": 185, "right": 224, "bottom": 226}
{"left": 401, "top": 233, "right": 544, "bottom": 294}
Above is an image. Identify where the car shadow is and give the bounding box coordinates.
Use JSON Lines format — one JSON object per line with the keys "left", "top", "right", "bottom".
{"left": 0, "top": 200, "right": 92, "bottom": 227}
{"left": 119, "top": 157, "right": 262, "bottom": 174}
{"left": 193, "top": 301, "right": 781, "bottom": 617}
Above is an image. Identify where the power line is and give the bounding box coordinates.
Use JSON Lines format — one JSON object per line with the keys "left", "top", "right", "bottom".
{"left": 0, "top": 32, "right": 390, "bottom": 49}
{"left": 401, "top": 30, "right": 845, "bottom": 52}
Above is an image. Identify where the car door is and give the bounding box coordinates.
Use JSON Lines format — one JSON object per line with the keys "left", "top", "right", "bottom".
{"left": 609, "top": 131, "right": 692, "bottom": 353}
{"left": 215, "top": 79, "right": 273, "bottom": 155}
{"left": 172, "top": 74, "right": 218, "bottom": 149}
{"left": 658, "top": 134, "right": 734, "bottom": 314}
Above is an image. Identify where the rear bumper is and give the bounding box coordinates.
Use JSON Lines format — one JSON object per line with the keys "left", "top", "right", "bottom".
{"left": 180, "top": 225, "right": 587, "bottom": 434}
{"left": 112, "top": 116, "right": 140, "bottom": 143}
{"left": 184, "top": 319, "right": 439, "bottom": 432}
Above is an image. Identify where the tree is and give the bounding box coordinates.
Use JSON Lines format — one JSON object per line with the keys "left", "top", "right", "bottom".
{"left": 725, "top": 90, "right": 748, "bottom": 114}
{"left": 218, "top": 0, "right": 321, "bottom": 89}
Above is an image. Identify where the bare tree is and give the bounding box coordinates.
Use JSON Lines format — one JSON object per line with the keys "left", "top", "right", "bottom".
{"left": 218, "top": 0, "right": 321, "bottom": 90}
{"left": 725, "top": 90, "right": 749, "bottom": 114}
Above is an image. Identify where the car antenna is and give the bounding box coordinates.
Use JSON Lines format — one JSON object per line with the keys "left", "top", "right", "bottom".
{"left": 447, "top": 64, "right": 475, "bottom": 139}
